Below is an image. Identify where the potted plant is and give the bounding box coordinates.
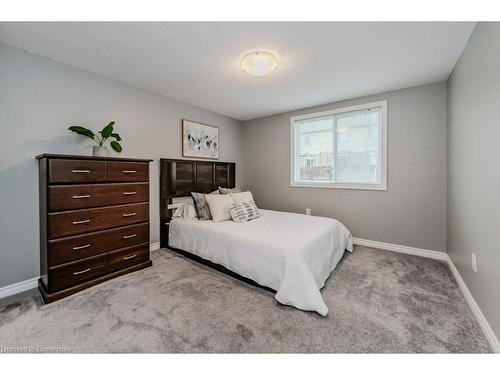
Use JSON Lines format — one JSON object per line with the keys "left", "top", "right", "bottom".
{"left": 68, "top": 121, "right": 123, "bottom": 156}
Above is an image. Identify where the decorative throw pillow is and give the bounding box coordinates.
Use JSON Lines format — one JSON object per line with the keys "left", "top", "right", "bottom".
{"left": 172, "top": 202, "right": 198, "bottom": 220}
{"left": 218, "top": 186, "right": 241, "bottom": 194}
{"left": 191, "top": 190, "right": 219, "bottom": 220}
{"left": 230, "top": 191, "right": 254, "bottom": 204}
{"left": 205, "top": 194, "right": 234, "bottom": 222}
{"left": 230, "top": 201, "right": 260, "bottom": 223}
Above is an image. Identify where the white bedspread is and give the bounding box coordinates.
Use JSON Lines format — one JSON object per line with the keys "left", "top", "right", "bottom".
{"left": 168, "top": 209, "right": 353, "bottom": 315}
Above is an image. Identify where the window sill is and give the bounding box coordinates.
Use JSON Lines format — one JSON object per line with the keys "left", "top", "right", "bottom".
{"left": 290, "top": 182, "right": 387, "bottom": 191}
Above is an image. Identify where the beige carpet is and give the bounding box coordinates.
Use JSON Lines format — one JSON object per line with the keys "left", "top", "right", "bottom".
{"left": 0, "top": 246, "right": 491, "bottom": 353}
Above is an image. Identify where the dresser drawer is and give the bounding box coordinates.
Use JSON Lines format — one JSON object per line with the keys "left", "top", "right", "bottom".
{"left": 108, "top": 161, "right": 149, "bottom": 182}
{"left": 48, "top": 159, "right": 107, "bottom": 184}
{"left": 48, "top": 254, "right": 108, "bottom": 292}
{"left": 107, "top": 243, "right": 149, "bottom": 274}
{"left": 47, "top": 223, "right": 150, "bottom": 266}
{"left": 48, "top": 183, "right": 149, "bottom": 211}
{"left": 48, "top": 202, "right": 149, "bottom": 239}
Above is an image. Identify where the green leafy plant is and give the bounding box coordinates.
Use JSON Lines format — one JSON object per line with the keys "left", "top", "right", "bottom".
{"left": 68, "top": 121, "right": 123, "bottom": 152}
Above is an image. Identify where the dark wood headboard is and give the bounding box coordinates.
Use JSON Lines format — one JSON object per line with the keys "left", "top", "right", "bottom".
{"left": 159, "top": 158, "right": 236, "bottom": 247}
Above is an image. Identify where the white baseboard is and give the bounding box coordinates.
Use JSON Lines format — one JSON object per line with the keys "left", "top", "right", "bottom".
{"left": 353, "top": 237, "right": 448, "bottom": 261}
{"left": 0, "top": 277, "right": 38, "bottom": 300}
{"left": 150, "top": 242, "right": 160, "bottom": 251}
{"left": 447, "top": 257, "right": 500, "bottom": 353}
{"left": 354, "top": 237, "right": 499, "bottom": 353}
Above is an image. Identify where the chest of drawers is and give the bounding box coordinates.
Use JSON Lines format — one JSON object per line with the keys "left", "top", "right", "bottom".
{"left": 36, "top": 154, "right": 153, "bottom": 303}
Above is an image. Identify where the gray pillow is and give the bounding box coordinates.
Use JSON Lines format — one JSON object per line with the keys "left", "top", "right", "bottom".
{"left": 191, "top": 190, "right": 219, "bottom": 220}
{"left": 218, "top": 186, "right": 241, "bottom": 194}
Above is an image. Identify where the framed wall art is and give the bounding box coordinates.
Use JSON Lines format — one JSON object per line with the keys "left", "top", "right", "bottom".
{"left": 182, "top": 119, "right": 220, "bottom": 159}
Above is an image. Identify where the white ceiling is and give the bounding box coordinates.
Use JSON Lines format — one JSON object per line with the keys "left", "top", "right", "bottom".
{"left": 0, "top": 22, "right": 475, "bottom": 121}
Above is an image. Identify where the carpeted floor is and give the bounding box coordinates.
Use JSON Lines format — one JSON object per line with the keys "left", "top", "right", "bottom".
{"left": 0, "top": 246, "right": 491, "bottom": 353}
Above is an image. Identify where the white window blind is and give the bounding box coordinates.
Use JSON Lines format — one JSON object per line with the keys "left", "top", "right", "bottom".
{"left": 290, "top": 101, "right": 387, "bottom": 190}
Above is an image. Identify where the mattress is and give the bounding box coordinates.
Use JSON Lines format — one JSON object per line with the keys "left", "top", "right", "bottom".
{"left": 168, "top": 209, "right": 353, "bottom": 315}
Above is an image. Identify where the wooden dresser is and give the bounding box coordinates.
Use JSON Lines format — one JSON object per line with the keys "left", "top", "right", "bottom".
{"left": 36, "top": 154, "right": 153, "bottom": 303}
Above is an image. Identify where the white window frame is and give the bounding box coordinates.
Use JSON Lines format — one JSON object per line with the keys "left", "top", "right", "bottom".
{"left": 290, "top": 100, "right": 388, "bottom": 191}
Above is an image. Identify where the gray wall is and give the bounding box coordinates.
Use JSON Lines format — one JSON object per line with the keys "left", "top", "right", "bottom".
{"left": 243, "top": 82, "right": 448, "bottom": 252}
{"left": 0, "top": 43, "right": 243, "bottom": 288}
{"left": 448, "top": 23, "right": 500, "bottom": 338}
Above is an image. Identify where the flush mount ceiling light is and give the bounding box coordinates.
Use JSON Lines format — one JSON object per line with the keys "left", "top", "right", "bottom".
{"left": 240, "top": 51, "right": 278, "bottom": 76}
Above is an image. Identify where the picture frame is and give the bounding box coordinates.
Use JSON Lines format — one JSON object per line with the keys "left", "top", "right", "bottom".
{"left": 182, "top": 119, "right": 220, "bottom": 159}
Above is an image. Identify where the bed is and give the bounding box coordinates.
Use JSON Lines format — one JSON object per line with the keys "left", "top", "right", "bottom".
{"left": 159, "top": 158, "right": 353, "bottom": 315}
{"left": 169, "top": 209, "right": 352, "bottom": 315}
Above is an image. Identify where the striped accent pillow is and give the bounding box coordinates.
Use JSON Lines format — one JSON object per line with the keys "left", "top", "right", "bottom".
{"left": 229, "top": 201, "right": 260, "bottom": 223}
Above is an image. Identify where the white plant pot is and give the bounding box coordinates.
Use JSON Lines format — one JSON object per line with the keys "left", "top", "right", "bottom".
{"left": 93, "top": 146, "right": 108, "bottom": 157}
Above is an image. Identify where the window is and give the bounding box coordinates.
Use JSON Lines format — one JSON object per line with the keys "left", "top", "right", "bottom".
{"left": 290, "top": 101, "right": 387, "bottom": 190}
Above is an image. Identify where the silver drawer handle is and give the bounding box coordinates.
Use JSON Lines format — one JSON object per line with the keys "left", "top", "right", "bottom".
{"left": 72, "top": 195, "right": 90, "bottom": 199}
{"left": 73, "top": 268, "right": 91, "bottom": 275}
{"left": 72, "top": 169, "right": 90, "bottom": 173}
{"left": 72, "top": 219, "right": 90, "bottom": 225}
{"left": 123, "top": 254, "right": 137, "bottom": 260}
{"left": 123, "top": 234, "right": 137, "bottom": 239}
{"left": 122, "top": 170, "right": 136, "bottom": 174}
{"left": 122, "top": 213, "right": 136, "bottom": 217}
{"left": 123, "top": 191, "right": 137, "bottom": 195}
{"left": 73, "top": 244, "right": 90, "bottom": 250}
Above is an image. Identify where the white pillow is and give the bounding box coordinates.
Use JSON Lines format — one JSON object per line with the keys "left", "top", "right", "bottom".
{"left": 172, "top": 202, "right": 198, "bottom": 220}
{"left": 205, "top": 194, "right": 234, "bottom": 222}
{"left": 230, "top": 191, "right": 255, "bottom": 204}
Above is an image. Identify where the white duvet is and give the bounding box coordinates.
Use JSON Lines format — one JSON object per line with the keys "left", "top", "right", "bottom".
{"left": 168, "top": 209, "right": 353, "bottom": 315}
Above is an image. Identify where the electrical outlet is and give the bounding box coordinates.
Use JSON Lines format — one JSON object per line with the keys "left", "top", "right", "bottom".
{"left": 305, "top": 208, "right": 312, "bottom": 216}
{"left": 472, "top": 252, "right": 478, "bottom": 272}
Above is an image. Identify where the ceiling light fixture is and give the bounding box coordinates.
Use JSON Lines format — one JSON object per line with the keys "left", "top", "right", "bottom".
{"left": 240, "top": 51, "right": 278, "bottom": 76}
